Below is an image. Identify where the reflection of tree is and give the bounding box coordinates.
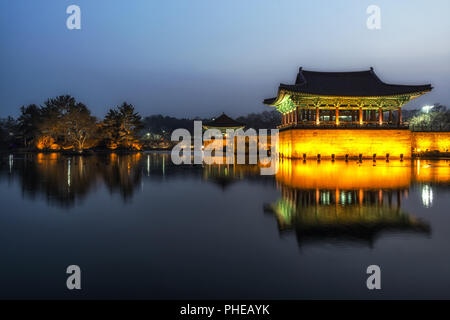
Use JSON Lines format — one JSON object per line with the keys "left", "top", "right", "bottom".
{"left": 1, "top": 153, "right": 144, "bottom": 207}
{"left": 0, "top": 153, "right": 271, "bottom": 208}
{"left": 11, "top": 153, "right": 99, "bottom": 207}
{"left": 99, "top": 153, "right": 142, "bottom": 201}
{"left": 265, "top": 184, "right": 431, "bottom": 248}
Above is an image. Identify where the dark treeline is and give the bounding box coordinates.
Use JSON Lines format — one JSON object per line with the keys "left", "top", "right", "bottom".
{"left": 0, "top": 95, "right": 281, "bottom": 151}
{"left": 142, "top": 110, "right": 281, "bottom": 137}
{"left": 236, "top": 111, "right": 281, "bottom": 130}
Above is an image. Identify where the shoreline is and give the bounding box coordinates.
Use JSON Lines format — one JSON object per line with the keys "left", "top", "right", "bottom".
{"left": 1, "top": 149, "right": 449, "bottom": 160}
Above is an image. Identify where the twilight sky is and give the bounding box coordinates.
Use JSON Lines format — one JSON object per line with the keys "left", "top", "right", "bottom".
{"left": 1, "top": 0, "right": 449, "bottom": 119}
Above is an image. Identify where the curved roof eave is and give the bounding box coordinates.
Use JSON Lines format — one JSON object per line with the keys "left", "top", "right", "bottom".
{"left": 264, "top": 88, "right": 432, "bottom": 106}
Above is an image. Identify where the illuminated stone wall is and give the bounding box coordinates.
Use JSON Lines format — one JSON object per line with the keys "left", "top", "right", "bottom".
{"left": 411, "top": 132, "right": 450, "bottom": 153}
{"left": 279, "top": 129, "right": 412, "bottom": 159}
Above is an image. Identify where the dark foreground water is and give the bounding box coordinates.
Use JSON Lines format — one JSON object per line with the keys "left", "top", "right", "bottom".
{"left": 0, "top": 152, "right": 449, "bottom": 299}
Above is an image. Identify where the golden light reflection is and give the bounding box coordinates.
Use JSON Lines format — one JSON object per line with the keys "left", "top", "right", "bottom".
{"left": 412, "top": 159, "right": 450, "bottom": 184}
{"left": 276, "top": 159, "right": 412, "bottom": 190}
{"left": 265, "top": 158, "right": 443, "bottom": 246}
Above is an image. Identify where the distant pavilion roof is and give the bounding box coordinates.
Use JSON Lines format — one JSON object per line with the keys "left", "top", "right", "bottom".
{"left": 264, "top": 67, "right": 432, "bottom": 104}
{"left": 203, "top": 113, "right": 245, "bottom": 128}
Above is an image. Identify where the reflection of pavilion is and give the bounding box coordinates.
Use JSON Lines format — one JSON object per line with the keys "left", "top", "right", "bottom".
{"left": 265, "top": 160, "right": 431, "bottom": 247}
{"left": 202, "top": 159, "right": 261, "bottom": 190}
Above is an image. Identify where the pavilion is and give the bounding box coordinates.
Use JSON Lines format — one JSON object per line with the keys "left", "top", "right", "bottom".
{"left": 202, "top": 113, "right": 246, "bottom": 153}
{"left": 203, "top": 113, "right": 245, "bottom": 133}
{"left": 264, "top": 67, "right": 432, "bottom": 128}
{"left": 263, "top": 67, "right": 434, "bottom": 159}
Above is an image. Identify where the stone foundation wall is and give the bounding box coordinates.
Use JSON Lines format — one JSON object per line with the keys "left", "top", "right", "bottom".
{"left": 279, "top": 129, "right": 412, "bottom": 159}
{"left": 411, "top": 132, "right": 450, "bottom": 153}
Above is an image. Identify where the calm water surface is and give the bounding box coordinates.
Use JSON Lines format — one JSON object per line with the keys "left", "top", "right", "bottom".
{"left": 0, "top": 152, "right": 449, "bottom": 299}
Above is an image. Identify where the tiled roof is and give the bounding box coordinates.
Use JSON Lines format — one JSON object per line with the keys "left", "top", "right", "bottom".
{"left": 204, "top": 113, "right": 245, "bottom": 128}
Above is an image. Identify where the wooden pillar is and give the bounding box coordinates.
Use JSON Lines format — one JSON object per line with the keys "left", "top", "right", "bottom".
{"left": 335, "top": 106, "right": 340, "bottom": 125}
{"left": 316, "top": 106, "right": 320, "bottom": 125}
{"left": 397, "top": 107, "right": 402, "bottom": 125}
{"left": 359, "top": 107, "right": 363, "bottom": 125}
{"left": 378, "top": 107, "right": 383, "bottom": 125}
{"left": 389, "top": 110, "right": 393, "bottom": 123}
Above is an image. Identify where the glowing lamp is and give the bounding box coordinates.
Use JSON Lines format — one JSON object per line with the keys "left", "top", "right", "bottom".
{"left": 422, "top": 105, "right": 434, "bottom": 113}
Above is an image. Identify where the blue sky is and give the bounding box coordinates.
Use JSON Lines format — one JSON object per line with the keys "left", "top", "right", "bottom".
{"left": 1, "top": 0, "right": 449, "bottom": 118}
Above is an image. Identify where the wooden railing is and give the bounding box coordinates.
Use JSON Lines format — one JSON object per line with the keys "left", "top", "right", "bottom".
{"left": 278, "top": 122, "right": 409, "bottom": 129}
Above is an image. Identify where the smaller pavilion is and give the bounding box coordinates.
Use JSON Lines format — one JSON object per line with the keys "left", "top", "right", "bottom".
{"left": 203, "top": 113, "right": 245, "bottom": 134}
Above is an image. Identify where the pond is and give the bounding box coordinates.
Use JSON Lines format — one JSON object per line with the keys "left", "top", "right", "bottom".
{"left": 0, "top": 152, "right": 449, "bottom": 299}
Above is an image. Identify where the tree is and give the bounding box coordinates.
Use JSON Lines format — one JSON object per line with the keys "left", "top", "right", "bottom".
{"left": 17, "top": 104, "right": 42, "bottom": 147}
{"left": 236, "top": 110, "right": 281, "bottom": 130}
{"left": 0, "top": 116, "right": 19, "bottom": 149}
{"left": 409, "top": 104, "right": 450, "bottom": 131}
{"left": 39, "top": 95, "right": 98, "bottom": 150}
{"left": 142, "top": 115, "right": 195, "bottom": 137}
{"left": 60, "top": 103, "right": 99, "bottom": 150}
{"left": 102, "top": 102, "right": 143, "bottom": 149}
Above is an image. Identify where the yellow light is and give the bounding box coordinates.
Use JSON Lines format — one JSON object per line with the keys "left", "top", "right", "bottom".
{"left": 276, "top": 159, "right": 411, "bottom": 190}
{"left": 279, "top": 129, "right": 412, "bottom": 159}
{"left": 412, "top": 132, "right": 450, "bottom": 153}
